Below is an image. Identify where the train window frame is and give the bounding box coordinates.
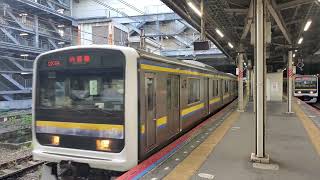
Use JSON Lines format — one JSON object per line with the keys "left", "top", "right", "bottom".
{"left": 146, "top": 77, "right": 155, "bottom": 111}
{"left": 187, "top": 77, "right": 201, "bottom": 105}
{"left": 212, "top": 79, "right": 219, "bottom": 97}
{"left": 224, "top": 80, "right": 229, "bottom": 93}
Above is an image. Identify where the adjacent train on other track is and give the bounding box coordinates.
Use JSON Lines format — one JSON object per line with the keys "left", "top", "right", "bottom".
{"left": 294, "top": 74, "right": 319, "bottom": 103}
{"left": 32, "top": 45, "right": 237, "bottom": 179}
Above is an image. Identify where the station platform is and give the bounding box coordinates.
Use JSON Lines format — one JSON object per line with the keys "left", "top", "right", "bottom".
{"left": 118, "top": 98, "right": 320, "bottom": 180}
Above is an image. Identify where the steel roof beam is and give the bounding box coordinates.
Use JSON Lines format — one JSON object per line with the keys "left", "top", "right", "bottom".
{"left": 240, "top": 0, "right": 253, "bottom": 40}
{"left": 161, "top": 0, "right": 230, "bottom": 58}
{"left": 224, "top": 8, "right": 248, "bottom": 15}
{"left": 266, "top": 0, "right": 292, "bottom": 44}
{"left": 278, "top": 0, "right": 315, "bottom": 10}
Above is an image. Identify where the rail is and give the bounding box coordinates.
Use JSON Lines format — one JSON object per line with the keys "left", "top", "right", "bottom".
{"left": 0, "top": 155, "right": 44, "bottom": 179}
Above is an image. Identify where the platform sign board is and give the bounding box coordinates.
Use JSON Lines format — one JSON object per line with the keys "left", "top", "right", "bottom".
{"left": 194, "top": 41, "right": 210, "bottom": 51}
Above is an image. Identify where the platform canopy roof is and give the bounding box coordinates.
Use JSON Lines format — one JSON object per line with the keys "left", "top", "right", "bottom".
{"left": 161, "top": 0, "right": 320, "bottom": 71}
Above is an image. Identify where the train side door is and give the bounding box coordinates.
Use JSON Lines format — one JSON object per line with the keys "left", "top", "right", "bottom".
{"left": 144, "top": 73, "right": 156, "bottom": 148}
{"left": 167, "top": 75, "right": 180, "bottom": 135}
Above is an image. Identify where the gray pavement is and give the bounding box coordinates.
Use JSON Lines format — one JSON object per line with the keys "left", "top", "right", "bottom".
{"left": 192, "top": 101, "right": 320, "bottom": 180}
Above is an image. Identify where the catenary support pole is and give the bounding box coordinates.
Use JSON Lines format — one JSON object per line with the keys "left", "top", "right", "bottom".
{"left": 200, "top": 0, "right": 205, "bottom": 41}
{"left": 34, "top": 15, "right": 39, "bottom": 48}
{"left": 287, "top": 49, "right": 293, "bottom": 113}
{"left": 251, "top": 0, "right": 269, "bottom": 163}
{"left": 140, "top": 29, "right": 145, "bottom": 50}
{"left": 238, "top": 50, "right": 244, "bottom": 112}
{"left": 253, "top": 67, "right": 256, "bottom": 112}
{"left": 247, "top": 66, "right": 250, "bottom": 101}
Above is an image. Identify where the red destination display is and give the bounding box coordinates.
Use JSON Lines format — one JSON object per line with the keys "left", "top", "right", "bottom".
{"left": 69, "top": 55, "right": 91, "bottom": 65}
{"left": 47, "top": 60, "right": 61, "bottom": 67}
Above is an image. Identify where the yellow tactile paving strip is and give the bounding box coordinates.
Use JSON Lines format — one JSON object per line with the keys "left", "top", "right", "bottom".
{"left": 293, "top": 101, "right": 320, "bottom": 156}
{"left": 164, "top": 111, "right": 240, "bottom": 180}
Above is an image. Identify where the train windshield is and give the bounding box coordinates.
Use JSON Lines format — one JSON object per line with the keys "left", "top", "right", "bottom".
{"left": 38, "top": 69, "right": 124, "bottom": 112}
{"left": 295, "top": 77, "right": 317, "bottom": 89}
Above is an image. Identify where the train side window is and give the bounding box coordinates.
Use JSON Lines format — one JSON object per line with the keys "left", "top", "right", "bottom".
{"left": 167, "top": 78, "right": 172, "bottom": 109}
{"left": 216, "top": 80, "right": 219, "bottom": 96}
{"left": 188, "top": 78, "right": 200, "bottom": 104}
{"left": 146, "top": 78, "right": 155, "bottom": 111}
{"left": 212, "top": 80, "right": 215, "bottom": 97}
{"left": 212, "top": 80, "right": 218, "bottom": 97}
{"left": 225, "top": 80, "right": 229, "bottom": 93}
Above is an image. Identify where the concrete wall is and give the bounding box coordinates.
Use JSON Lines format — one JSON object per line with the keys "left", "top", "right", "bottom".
{"left": 78, "top": 21, "right": 129, "bottom": 45}
{"left": 266, "top": 72, "right": 283, "bottom": 101}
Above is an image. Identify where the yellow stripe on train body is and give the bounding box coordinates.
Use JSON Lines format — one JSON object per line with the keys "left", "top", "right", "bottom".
{"left": 156, "top": 116, "right": 167, "bottom": 127}
{"left": 210, "top": 97, "right": 221, "bottom": 104}
{"left": 181, "top": 103, "right": 204, "bottom": 116}
{"left": 140, "top": 64, "right": 234, "bottom": 80}
{"left": 36, "top": 121, "right": 124, "bottom": 131}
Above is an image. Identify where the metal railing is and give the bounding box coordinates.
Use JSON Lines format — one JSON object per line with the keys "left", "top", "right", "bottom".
{"left": 12, "top": 74, "right": 32, "bottom": 89}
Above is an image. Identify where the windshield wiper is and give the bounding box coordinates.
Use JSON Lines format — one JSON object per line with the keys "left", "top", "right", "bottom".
{"left": 38, "top": 106, "right": 83, "bottom": 113}
{"left": 76, "top": 108, "right": 114, "bottom": 114}
{"left": 38, "top": 106, "right": 116, "bottom": 114}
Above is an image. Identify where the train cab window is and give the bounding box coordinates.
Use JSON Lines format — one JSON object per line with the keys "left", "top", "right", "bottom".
{"left": 188, "top": 78, "right": 200, "bottom": 104}
{"left": 38, "top": 69, "right": 124, "bottom": 112}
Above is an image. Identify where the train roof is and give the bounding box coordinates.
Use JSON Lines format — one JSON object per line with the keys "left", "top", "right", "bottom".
{"left": 36, "top": 45, "right": 236, "bottom": 79}
{"left": 138, "top": 50, "right": 236, "bottom": 78}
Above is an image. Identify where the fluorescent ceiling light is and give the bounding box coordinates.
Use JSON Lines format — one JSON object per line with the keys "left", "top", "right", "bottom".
{"left": 20, "top": 72, "right": 31, "bottom": 75}
{"left": 298, "top": 37, "right": 303, "bottom": 44}
{"left": 215, "top": 29, "right": 224, "bottom": 38}
{"left": 20, "top": 54, "right": 29, "bottom": 57}
{"left": 57, "top": 9, "right": 64, "bottom": 14}
{"left": 228, "top": 42, "right": 234, "bottom": 48}
{"left": 304, "top": 20, "right": 312, "bottom": 31}
{"left": 293, "top": 53, "right": 296, "bottom": 58}
{"left": 19, "top": 32, "right": 28, "bottom": 36}
{"left": 187, "top": 1, "right": 202, "bottom": 17}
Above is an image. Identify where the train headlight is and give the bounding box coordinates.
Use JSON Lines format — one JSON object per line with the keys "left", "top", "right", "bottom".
{"left": 96, "top": 139, "right": 110, "bottom": 151}
{"left": 310, "top": 91, "right": 314, "bottom": 94}
{"left": 51, "top": 135, "right": 60, "bottom": 146}
{"left": 298, "top": 91, "right": 301, "bottom": 94}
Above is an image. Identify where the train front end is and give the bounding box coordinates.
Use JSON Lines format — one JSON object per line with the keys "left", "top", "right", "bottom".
{"left": 32, "top": 46, "right": 139, "bottom": 177}
{"left": 294, "top": 75, "right": 318, "bottom": 103}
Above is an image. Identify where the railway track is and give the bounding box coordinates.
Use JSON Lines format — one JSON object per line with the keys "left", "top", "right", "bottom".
{"left": 312, "top": 103, "right": 320, "bottom": 110}
{"left": 0, "top": 155, "right": 44, "bottom": 179}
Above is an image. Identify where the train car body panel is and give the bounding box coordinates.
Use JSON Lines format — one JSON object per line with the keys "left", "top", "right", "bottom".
{"left": 32, "top": 45, "right": 139, "bottom": 171}
{"left": 32, "top": 45, "right": 237, "bottom": 177}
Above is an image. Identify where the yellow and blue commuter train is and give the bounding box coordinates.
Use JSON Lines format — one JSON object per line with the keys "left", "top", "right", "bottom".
{"left": 32, "top": 45, "right": 237, "bottom": 179}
